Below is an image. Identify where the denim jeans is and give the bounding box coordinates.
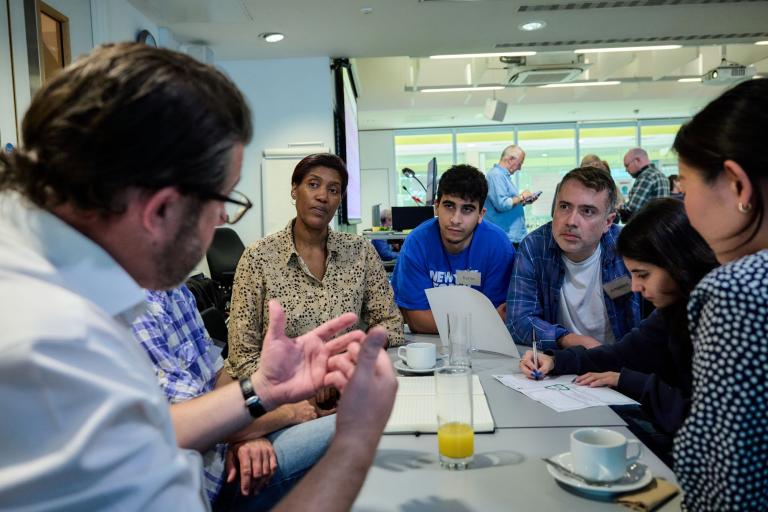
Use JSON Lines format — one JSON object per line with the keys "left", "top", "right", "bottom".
{"left": 214, "top": 414, "right": 336, "bottom": 511}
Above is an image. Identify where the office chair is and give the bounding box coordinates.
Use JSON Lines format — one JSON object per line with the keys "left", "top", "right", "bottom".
{"left": 205, "top": 227, "right": 246, "bottom": 308}
{"left": 200, "top": 306, "right": 228, "bottom": 359}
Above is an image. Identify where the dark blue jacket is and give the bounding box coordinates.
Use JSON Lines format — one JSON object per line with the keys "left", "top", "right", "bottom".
{"left": 549, "top": 306, "right": 692, "bottom": 435}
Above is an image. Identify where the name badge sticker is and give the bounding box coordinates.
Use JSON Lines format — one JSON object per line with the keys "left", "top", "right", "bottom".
{"left": 603, "top": 275, "right": 632, "bottom": 299}
{"left": 456, "top": 270, "right": 482, "bottom": 287}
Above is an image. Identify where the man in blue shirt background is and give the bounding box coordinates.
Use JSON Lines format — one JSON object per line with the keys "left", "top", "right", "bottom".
{"left": 484, "top": 145, "right": 539, "bottom": 246}
{"left": 507, "top": 166, "right": 641, "bottom": 350}
{"left": 392, "top": 164, "right": 515, "bottom": 334}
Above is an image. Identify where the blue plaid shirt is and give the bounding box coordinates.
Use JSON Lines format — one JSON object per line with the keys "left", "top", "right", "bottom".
{"left": 506, "top": 222, "right": 641, "bottom": 350}
{"left": 131, "top": 285, "right": 226, "bottom": 504}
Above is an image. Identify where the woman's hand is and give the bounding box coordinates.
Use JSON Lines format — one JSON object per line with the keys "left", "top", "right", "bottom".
{"left": 519, "top": 350, "right": 554, "bottom": 380}
{"left": 573, "top": 371, "right": 620, "bottom": 388}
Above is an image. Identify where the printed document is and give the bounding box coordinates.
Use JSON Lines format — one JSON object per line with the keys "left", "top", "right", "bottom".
{"left": 493, "top": 374, "right": 638, "bottom": 412}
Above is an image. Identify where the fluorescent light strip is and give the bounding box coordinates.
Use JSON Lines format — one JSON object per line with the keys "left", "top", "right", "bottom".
{"left": 574, "top": 45, "right": 682, "bottom": 54}
{"left": 755, "top": 41, "right": 768, "bottom": 45}
{"left": 539, "top": 81, "right": 620, "bottom": 88}
{"left": 420, "top": 86, "right": 505, "bottom": 93}
{"left": 678, "top": 77, "right": 702, "bottom": 83}
{"left": 430, "top": 51, "right": 536, "bottom": 59}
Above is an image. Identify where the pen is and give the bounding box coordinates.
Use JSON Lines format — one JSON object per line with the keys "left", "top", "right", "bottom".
{"left": 532, "top": 328, "right": 542, "bottom": 380}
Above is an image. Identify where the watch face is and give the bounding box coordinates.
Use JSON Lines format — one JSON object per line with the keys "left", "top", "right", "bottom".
{"left": 137, "top": 29, "right": 157, "bottom": 48}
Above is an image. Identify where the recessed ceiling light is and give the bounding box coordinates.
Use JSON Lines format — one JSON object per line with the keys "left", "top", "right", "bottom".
{"left": 360, "top": 6, "right": 374, "bottom": 14}
{"left": 574, "top": 45, "right": 682, "bottom": 54}
{"left": 421, "top": 85, "right": 505, "bottom": 93}
{"left": 259, "top": 32, "right": 284, "bottom": 43}
{"left": 430, "top": 51, "right": 536, "bottom": 59}
{"left": 678, "top": 77, "right": 702, "bottom": 83}
{"left": 539, "top": 81, "right": 621, "bottom": 88}
{"left": 755, "top": 41, "right": 768, "bottom": 45}
{"left": 518, "top": 21, "right": 546, "bottom": 31}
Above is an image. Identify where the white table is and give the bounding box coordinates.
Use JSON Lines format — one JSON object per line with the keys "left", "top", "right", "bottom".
{"left": 352, "top": 349, "right": 681, "bottom": 511}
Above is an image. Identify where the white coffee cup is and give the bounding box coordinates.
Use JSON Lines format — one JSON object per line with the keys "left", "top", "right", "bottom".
{"left": 397, "top": 342, "right": 436, "bottom": 370}
{"left": 570, "top": 428, "right": 642, "bottom": 482}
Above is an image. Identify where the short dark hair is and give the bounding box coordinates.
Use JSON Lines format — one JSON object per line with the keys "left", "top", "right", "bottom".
{"left": 673, "top": 78, "right": 767, "bottom": 246}
{"left": 291, "top": 153, "right": 349, "bottom": 192}
{"left": 0, "top": 43, "right": 252, "bottom": 214}
{"left": 668, "top": 174, "right": 679, "bottom": 189}
{"left": 617, "top": 198, "right": 718, "bottom": 298}
{"left": 436, "top": 164, "right": 488, "bottom": 206}
{"left": 559, "top": 166, "right": 617, "bottom": 213}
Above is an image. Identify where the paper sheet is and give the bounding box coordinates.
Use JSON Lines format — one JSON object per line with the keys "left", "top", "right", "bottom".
{"left": 493, "top": 374, "right": 638, "bottom": 412}
{"left": 425, "top": 286, "right": 520, "bottom": 359}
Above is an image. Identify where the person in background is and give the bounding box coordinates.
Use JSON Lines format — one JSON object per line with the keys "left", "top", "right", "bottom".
{"left": 483, "top": 145, "right": 539, "bottom": 247}
{"left": 132, "top": 285, "right": 337, "bottom": 511}
{"left": 392, "top": 164, "right": 515, "bottom": 334}
{"left": 508, "top": 166, "right": 641, "bottom": 349}
{"left": 549, "top": 154, "right": 625, "bottom": 218}
{"left": 0, "top": 43, "right": 396, "bottom": 511}
{"left": 520, "top": 198, "right": 718, "bottom": 464}
{"left": 618, "top": 147, "right": 670, "bottom": 221}
{"left": 671, "top": 78, "right": 768, "bottom": 511}
{"left": 371, "top": 208, "right": 400, "bottom": 262}
{"left": 227, "top": 153, "right": 404, "bottom": 381}
{"left": 668, "top": 174, "right": 684, "bottom": 199}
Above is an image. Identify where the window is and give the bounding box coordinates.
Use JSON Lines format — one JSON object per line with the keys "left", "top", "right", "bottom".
{"left": 517, "top": 125, "right": 577, "bottom": 230}
{"left": 391, "top": 117, "right": 688, "bottom": 219}
{"left": 455, "top": 130, "right": 515, "bottom": 172}
{"left": 38, "top": 2, "right": 70, "bottom": 84}
{"left": 394, "top": 132, "right": 452, "bottom": 205}
{"left": 578, "top": 124, "right": 637, "bottom": 197}
{"left": 640, "top": 121, "right": 683, "bottom": 176}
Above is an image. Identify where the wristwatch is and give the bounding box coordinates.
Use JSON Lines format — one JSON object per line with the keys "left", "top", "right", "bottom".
{"left": 239, "top": 377, "right": 267, "bottom": 419}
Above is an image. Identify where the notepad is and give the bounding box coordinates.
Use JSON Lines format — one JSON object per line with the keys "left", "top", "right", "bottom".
{"left": 383, "top": 375, "right": 495, "bottom": 434}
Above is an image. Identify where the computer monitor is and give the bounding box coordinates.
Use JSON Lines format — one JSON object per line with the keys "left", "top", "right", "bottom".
{"left": 425, "top": 157, "right": 438, "bottom": 206}
{"left": 391, "top": 206, "right": 434, "bottom": 231}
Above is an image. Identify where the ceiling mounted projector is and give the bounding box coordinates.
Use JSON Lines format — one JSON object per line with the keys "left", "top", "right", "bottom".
{"left": 702, "top": 58, "right": 756, "bottom": 85}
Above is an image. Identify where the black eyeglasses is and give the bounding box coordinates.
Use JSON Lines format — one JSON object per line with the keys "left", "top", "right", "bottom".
{"left": 198, "top": 189, "right": 253, "bottom": 225}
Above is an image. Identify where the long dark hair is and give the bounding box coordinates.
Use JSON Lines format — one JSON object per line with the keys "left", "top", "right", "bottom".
{"left": 673, "top": 78, "right": 767, "bottom": 247}
{"left": 618, "top": 198, "right": 718, "bottom": 298}
{"left": 617, "top": 198, "right": 718, "bottom": 341}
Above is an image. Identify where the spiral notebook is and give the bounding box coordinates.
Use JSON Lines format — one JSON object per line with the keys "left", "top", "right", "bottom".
{"left": 383, "top": 375, "right": 495, "bottom": 434}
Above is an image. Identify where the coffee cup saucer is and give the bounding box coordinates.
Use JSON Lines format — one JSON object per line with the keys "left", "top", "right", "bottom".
{"left": 546, "top": 451, "right": 652, "bottom": 498}
{"left": 394, "top": 360, "right": 437, "bottom": 375}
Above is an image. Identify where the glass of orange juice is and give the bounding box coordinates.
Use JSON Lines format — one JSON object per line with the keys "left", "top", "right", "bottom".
{"left": 435, "top": 366, "right": 474, "bottom": 469}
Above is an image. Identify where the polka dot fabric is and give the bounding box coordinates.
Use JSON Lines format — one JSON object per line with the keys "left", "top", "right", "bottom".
{"left": 674, "top": 250, "right": 768, "bottom": 511}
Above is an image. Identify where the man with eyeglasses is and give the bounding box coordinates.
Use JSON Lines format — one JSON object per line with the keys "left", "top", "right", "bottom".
{"left": 0, "top": 43, "right": 396, "bottom": 511}
{"left": 617, "top": 147, "right": 670, "bottom": 222}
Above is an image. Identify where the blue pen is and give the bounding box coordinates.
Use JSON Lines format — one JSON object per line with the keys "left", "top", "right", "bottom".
{"left": 532, "top": 328, "right": 542, "bottom": 380}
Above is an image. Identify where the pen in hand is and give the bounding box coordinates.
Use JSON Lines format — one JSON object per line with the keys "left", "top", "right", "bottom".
{"left": 532, "top": 328, "right": 542, "bottom": 380}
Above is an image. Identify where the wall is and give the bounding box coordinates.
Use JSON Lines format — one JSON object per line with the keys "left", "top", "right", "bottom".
{"left": 359, "top": 129, "right": 397, "bottom": 229}
{"left": 90, "top": 0, "right": 158, "bottom": 47}
{"left": 217, "top": 57, "right": 335, "bottom": 247}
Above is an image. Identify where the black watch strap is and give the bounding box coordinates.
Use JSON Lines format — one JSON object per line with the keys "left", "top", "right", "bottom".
{"left": 239, "top": 377, "right": 267, "bottom": 419}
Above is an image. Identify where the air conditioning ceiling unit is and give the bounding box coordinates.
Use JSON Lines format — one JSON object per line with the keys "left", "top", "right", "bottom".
{"left": 508, "top": 67, "right": 585, "bottom": 86}
{"left": 504, "top": 53, "right": 588, "bottom": 86}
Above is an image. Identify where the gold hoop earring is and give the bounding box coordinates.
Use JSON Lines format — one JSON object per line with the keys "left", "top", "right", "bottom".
{"left": 738, "top": 202, "right": 752, "bottom": 213}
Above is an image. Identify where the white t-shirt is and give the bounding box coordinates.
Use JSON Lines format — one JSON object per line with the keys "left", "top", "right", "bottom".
{"left": 557, "top": 245, "right": 616, "bottom": 345}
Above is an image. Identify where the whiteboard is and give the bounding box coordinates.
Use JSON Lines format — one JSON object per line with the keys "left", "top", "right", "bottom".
{"left": 261, "top": 145, "right": 328, "bottom": 237}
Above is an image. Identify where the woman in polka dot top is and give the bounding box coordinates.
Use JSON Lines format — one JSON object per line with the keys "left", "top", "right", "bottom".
{"left": 673, "top": 78, "right": 768, "bottom": 511}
